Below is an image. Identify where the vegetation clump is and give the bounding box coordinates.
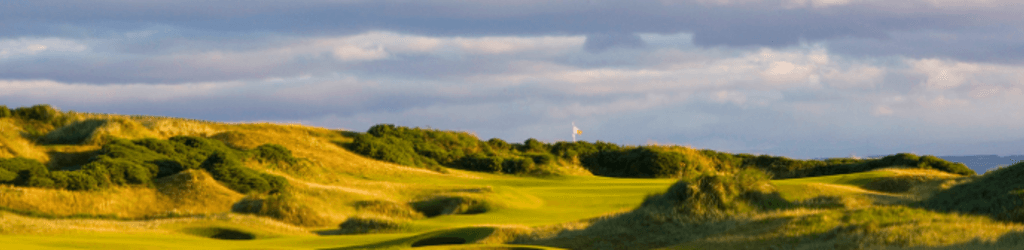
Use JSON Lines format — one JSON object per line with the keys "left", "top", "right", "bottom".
{"left": 640, "top": 168, "right": 790, "bottom": 218}
{"left": 2, "top": 134, "right": 296, "bottom": 194}
{"left": 353, "top": 200, "right": 425, "bottom": 220}
{"left": 348, "top": 124, "right": 974, "bottom": 179}
{"left": 349, "top": 124, "right": 560, "bottom": 175}
{"left": 411, "top": 195, "right": 492, "bottom": 217}
{"left": 922, "top": 162, "right": 1024, "bottom": 222}
{"left": 232, "top": 193, "right": 329, "bottom": 227}
{"left": 338, "top": 215, "right": 411, "bottom": 234}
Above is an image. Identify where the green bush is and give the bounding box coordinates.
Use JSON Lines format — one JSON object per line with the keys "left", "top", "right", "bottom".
{"left": 487, "top": 138, "right": 510, "bottom": 150}
{"left": 338, "top": 215, "right": 410, "bottom": 234}
{"left": 519, "top": 138, "right": 548, "bottom": 153}
{"left": 0, "top": 105, "right": 11, "bottom": 118}
{"left": 201, "top": 151, "right": 270, "bottom": 194}
{"left": 252, "top": 144, "right": 299, "bottom": 165}
{"left": 49, "top": 171, "right": 100, "bottom": 191}
{"left": 13, "top": 104, "right": 58, "bottom": 122}
{"left": 0, "top": 135, "right": 292, "bottom": 193}
{"left": 525, "top": 153, "right": 554, "bottom": 166}
{"left": 921, "top": 162, "right": 1024, "bottom": 222}
{"left": 40, "top": 119, "right": 106, "bottom": 145}
{"left": 0, "top": 168, "right": 16, "bottom": 183}
{"left": 233, "top": 193, "right": 328, "bottom": 226}
{"left": 501, "top": 157, "right": 536, "bottom": 174}
{"left": 80, "top": 156, "right": 158, "bottom": 187}
{"left": 640, "top": 168, "right": 789, "bottom": 218}
{"left": 0, "top": 157, "right": 53, "bottom": 188}
{"left": 456, "top": 155, "right": 503, "bottom": 173}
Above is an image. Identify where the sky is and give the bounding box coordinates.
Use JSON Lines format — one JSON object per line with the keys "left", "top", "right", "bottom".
{"left": 2, "top": 0, "right": 1024, "bottom": 159}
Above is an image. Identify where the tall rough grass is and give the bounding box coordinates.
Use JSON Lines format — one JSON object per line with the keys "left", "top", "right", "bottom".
{"left": 922, "top": 162, "right": 1024, "bottom": 222}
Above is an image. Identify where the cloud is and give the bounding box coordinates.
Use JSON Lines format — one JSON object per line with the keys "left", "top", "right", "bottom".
{"left": 584, "top": 33, "right": 646, "bottom": 53}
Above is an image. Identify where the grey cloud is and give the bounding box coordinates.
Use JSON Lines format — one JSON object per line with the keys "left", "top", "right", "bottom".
{"left": 584, "top": 33, "right": 646, "bottom": 53}
{"left": 3, "top": 0, "right": 1022, "bottom": 62}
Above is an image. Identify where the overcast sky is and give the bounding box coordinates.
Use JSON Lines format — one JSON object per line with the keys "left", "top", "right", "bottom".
{"left": 3, "top": 0, "right": 1024, "bottom": 158}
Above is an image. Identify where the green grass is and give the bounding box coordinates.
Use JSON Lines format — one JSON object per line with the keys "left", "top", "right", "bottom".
{"left": 1, "top": 113, "right": 1023, "bottom": 249}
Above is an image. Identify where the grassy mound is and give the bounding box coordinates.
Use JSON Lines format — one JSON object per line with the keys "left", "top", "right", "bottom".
{"left": 232, "top": 193, "right": 330, "bottom": 227}
{"left": 337, "top": 214, "right": 411, "bottom": 234}
{"left": 640, "top": 168, "right": 790, "bottom": 218}
{"left": 154, "top": 169, "right": 244, "bottom": 215}
{"left": 411, "top": 195, "right": 493, "bottom": 217}
{"left": 921, "top": 162, "right": 1024, "bottom": 222}
{"left": 181, "top": 227, "right": 256, "bottom": 240}
{"left": 353, "top": 200, "right": 424, "bottom": 220}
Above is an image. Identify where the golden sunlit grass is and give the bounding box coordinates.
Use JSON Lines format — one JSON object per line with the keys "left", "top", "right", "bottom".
{"left": 0, "top": 169, "right": 241, "bottom": 218}
{"left": 4, "top": 113, "right": 1024, "bottom": 249}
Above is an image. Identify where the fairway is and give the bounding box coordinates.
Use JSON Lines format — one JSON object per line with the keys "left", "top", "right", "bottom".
{"left": 1, "top": 173, "right": 676, "bottom": 249}
{"left": 2, "top": 113, "right": 1021, "bottom": 249}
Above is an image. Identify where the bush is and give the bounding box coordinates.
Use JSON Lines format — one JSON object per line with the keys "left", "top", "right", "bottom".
{"left": 252, "top": 144, "right": 299, "bottom": 165}
{"left": 641, "top": 168, "right": 789, "bottom": 218}
{"left": 0, "top": 157, "right": 53, "bottom": 187}
{"left": 201, "top": 151, "right": 269, "bottom": 194}
{"left": 456, "top": 155, "right": 503, "bottom": 173}
{"left": 0, "top": 105, "right": 11, "bottom": 118}
{"left": 233, "top": 193, "right": 329, "bottom": 227}
{"left": 80, "top": 156, "right": 158, "bottom": 187}
{"left": 338, "top": 215, "right": 410, "bottom": 234}
{"left": 0, "top": 168, "right": 16, "bottom": 183}
{"left": 502, "top": 157, "right": 536, "bottom": 174}
{"left": 410, "top": 195, "right": 491, "bottom": 217}
{"left": 49, "top": 171, "right": 100, "bottom": 191}
{"left": 40, "top": 119, "right": 106, "bottom": 145}
{"left": 13, "top": 104, "right": 58, "bottom": 122}
{"left": 921, "top": 162, "right": 1024, "bottom": 222}
{"left": 487, "top": 138, "right": 510, "bottom": 150}
{"left": 353, "top": 200, "right": 425, "bottom": 220}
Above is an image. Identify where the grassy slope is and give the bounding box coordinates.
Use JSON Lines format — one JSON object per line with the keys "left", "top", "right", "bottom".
{"left": 2, "top": 115, "right": 1023, "bottom": 249}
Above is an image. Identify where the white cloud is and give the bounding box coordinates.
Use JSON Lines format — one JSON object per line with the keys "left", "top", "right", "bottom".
{"left": 331, "top": 45, "right": 388, "bottom": 61}
{"left": 0, "top": 79, "right": 231, "bottom": 103}
{"left": 0, "top": 38, "right": 88, "bottom": 59}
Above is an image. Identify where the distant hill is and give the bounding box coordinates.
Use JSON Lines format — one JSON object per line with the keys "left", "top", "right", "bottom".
{"left": 936, "top": 155, "right": 1024, "bottom": 174}
{"left": 860, "top": 154, "right": 1024, "bottom": 174}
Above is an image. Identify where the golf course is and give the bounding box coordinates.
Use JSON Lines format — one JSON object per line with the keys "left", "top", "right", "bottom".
{"left": 2, "top": 105, "right": 1024, "bottom": 249}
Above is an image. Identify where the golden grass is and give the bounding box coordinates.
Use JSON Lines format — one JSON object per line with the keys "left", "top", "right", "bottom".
{"left": 0, "top": 118, "right": 49, "bottom": 162}
{"left": 0, "top": 170, "right": 241, "bottom": 219}
{"left": 0, "top": 210, "right": 311, "bottom": 236}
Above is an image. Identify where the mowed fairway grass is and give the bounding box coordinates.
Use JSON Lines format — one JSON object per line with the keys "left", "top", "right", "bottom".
{"left": 0, "top": 171, "right": 676, "bottom": 249}
{"left": 0, "top": 168, "right": 967, "bottom": 249}
{"left": 3, "top": 114, "right": 1021, "bottom": 249}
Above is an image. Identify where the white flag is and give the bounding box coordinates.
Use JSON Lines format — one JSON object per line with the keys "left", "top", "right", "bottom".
{"left": 572, "top": 122, "right": 581, "bottom": 142}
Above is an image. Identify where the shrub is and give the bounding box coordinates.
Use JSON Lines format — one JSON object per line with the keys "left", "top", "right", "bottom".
{"left": 0, "top": 105, "right": 11, "bottom": 118}
{"left": 456, "top": 155, "right": 503, "bottom": 173}
{"left": 501, "top": 157, "right": 536, "bottom": 174}
{"left": 201, "top": 151, "right": 268, "bottom": 194}
{"left": 233, "top": 193, "right": 329, "bottom": 226}
{"left": 641, "top": 168, "right": 789, "bottom": 218}
{"left": 921, "top": 162, "right": 1024, "bottom": 222}
{"left": 80, "top": 156, "right": 158, "bottom": 187}
{"left": 0, "top": 157, "right": 53, "bottom": 187}
{"left": 487, "top": 138, "right": 510, "bottom": 150}
{"left": 40, "top": 119, "right": 107, "bottom": 145}
{"left": 338, "top": 215, "right": 410, "bottom": 234}
{"left": 525, "top": 153, "right": 555, "bottom": 166}
{"left": 519, "top": 138, "right": 547, "bottom": 153}
{"left": 0, "top": 168, "right": 16, "bottom": 183}
{"left": 353, "top": 200, "right": 424, "bottom": 220}
{"left": 252, "top": 144, "right": 299, "bottom": 165}
{"left": 410, "top": 195, "right": 491, "bottom": 217}
{"left": 199, "top": 151, "right": 287, "bottom": 194}
{"left": 49, "top": 171, "right": 100, "bottom": 191}
{"left": 13, "top": 104, "right": 59, "bottom": 122}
